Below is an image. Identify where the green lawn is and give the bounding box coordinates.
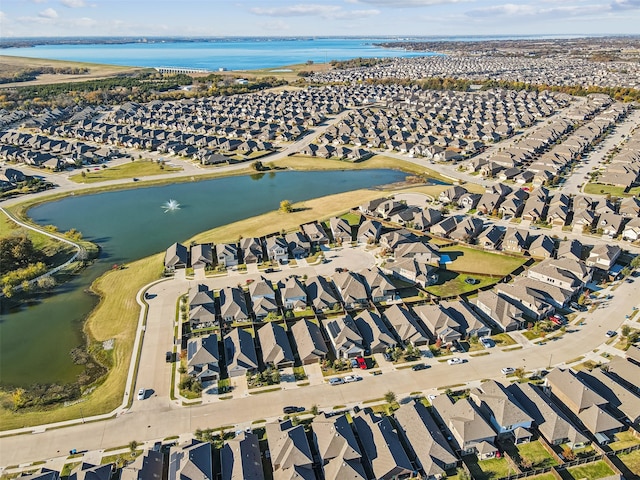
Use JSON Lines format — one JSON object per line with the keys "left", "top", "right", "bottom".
{"left": 528, "top": 475, "right": 559, "bottom": 480}
{"left": 490, "top": 333, "right": 517, "bottom": 346}
{"left": 340, "top": 212, "right": 363, "bottom": 226}
{"left": 466, "top": 457, "right": 513, "bottom": 480}
{"left": 583, "top": 183, "right": 640, "bottom": 197}
{"left": 517, "top": 441, "right": 558, "bottom": 468}
{"left": 69, "top": 160, "right": 181, "bottom": 183}
{"left": 566, "top": 460, "right": 615, "bottom": 479}
{"left": 425, "top": 271, "right": 501, "bottom": 298}
{"left": 609, "top": 430, "right": 640, "bottom": 451}
{"left": 439, "top": 245, "right": 528, "bottom": 276}
{"left": 618, "top": 449, "right": 640, "bottom": 477}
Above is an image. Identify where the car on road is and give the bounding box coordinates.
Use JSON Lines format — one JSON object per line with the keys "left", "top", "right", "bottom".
{"left": 264, "top": 268, "right": 274, "bottom": 273}
{"left": 282, "top": 406, "right": 299, "bottom": 414}
{"left": 412, "top": 363, "right": 429, "bottom": 371}
{"left": 329, "top": 377, "right": 345, "bottom": 386}
{"left": 464, "top": 278, "right": 480, "bottom": 285}
{"left": 356, "top": 356, "right": 367, "bottom": 369}
{"left": 137, "top": 388, "right": 146, "bottom": 400}
{"left": 530, "top": 225, "right": 539, "bottom": 230}
{"left": 165, "top": 351, "right": 173, "bottom": 363}
{"left": 428, "top": 394, "right": 438, "bottom": 400}
{"left": 606, "top": 330, "right": 617, "bottom": 338}
{"left": 447, "top": 358, "right": 464, "bottom": 365}
{"left": 344, "top": 375, "right": 362, "bottom": 383}
{"left": 501, "top": 367, "right": 516, "bottom": 375}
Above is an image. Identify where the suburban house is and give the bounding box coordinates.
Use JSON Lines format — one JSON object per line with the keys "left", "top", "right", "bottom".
{"left": 385, "top": 257, "right": 439, "bottom": 288}
{"left": 333, "top": 271, "right": 369, "bottom": 309}
{"left": 323, "top": 314, "right": 366, "bottom": 358}
{"left": 498, "top": 276, "right": 572, "bottom": 311}
{"left": 477, "top": 225, "right": 505, "bottom": 250}
{"left": 394, "top": 401, "right": 459, "bottom": 480}
{"left": 501, "top": 228, "right": 529, "bottom": 254}
{"left": 469, "top": 381, "right": 533, "bottom": 440}
{"left": 380, "top": 229, "right": 420, "bottom": 251}
{"left": 69, "top": 463, "right": 112, "bottom": 480}
{"left": 314, "top": 414, "right": 367, "bottom": 480}
{"left": 622, "top": 217, "right": 640, "bottom": 241}
{"left": 356, "top": 219, "right": 382, "bottom": 244}
{"left": 429, "top": 216, "right": 458, "bottom": 238}
{"left": 279, "top": 276, "right": 307, "bottom": 310}
{"left": 305, "top": 275, "right": 339, "bottom": 312}
{"left": 395, "top": 241, "right": 441, "bottom": 265}
{"left": 586, "top": 244, "right": 621, "bottom": 271}
{"left": 168, "top": 440, "right": 213, "bottom": 480}
{"left": 577, "top": 368, "right": 640, "bottom": 426}
{"left": 360, "top": 267, "right": 395, "bottom": 303}
{"left": 216, "top": 243, "right": 239, "bottom": 268}
{"left": 359, "top": 198, "right": 387, "bottom": 216}
{"left": 329, "top": 216, "right": 353, "bottom": 243}
{"left": 527, "top": 258, "right": 592, "bottom": 290}
{"left": 290, "top": 319, "right": 328, "bottom": 365}
{"left": 353, "top": 309, "right": 397, "bottom": 354}
{"left": 352, "top": 412, "right": 414, "bottom": 480}
{"left": 431, "top": 395, "right": 497, "bottom": 458}
{"left": 383, "top": 304, "right": 429, "bottom": 346}
{"left": 219, "top": 286, "right": 250, "bottom": 324}
{"left": 257, "top": 322, "right": 295, "bottom": 369}
{"left": 224, "top": 328, "right": 258, "bottom": 377}
{"left": 186, "top": 333, "right": 220, "bottom": 383}
{"left": 449, "top": 216, "right": 484, "bottom": 242}
{"left": 265, "top": 236, "right": 288, "bottom": 264}
{"left": 188, "top": 285, "right": 216, "bottom": 329}
{"left": 241, "top": 237, "right": 264, "bottom": 264}
{"left": 438, "top": 186, "right": 467, "bottom": 204}
{"left": 509, "top": 382, "right": 589, "bottom": 448}
{"left": 121, "top": 450, "right": 164, "bottom": 480}
{"left": 414, "top": 301, "right": 491, "bottom": 342}
{"left": 607, "top": 356, "right": 640, "bottom": 394}
{"left": 265, "top": 420, "right": 315, "bottom": 480}
{"left": 248, "top": 277, "right": 278, "bottom": 320}
{"left": 302, "top": 221, "right": 330, "bottom": 246}
{"left": 285, "top": 231, "right": 311, "bottom": 259}
{"left": 598, "top": 212, "right": 626, "bottom": 238}
{"left": 165, "top": 242, "right": 188, "bottom": 271}
{"left": 473, "top": 290, "right": 525, "bottom": 332}
{"left": 557, "top": 239, "right": 583, "bottom": 262}
{"left": 220, "top": 431, "right": 264, "bottom": 480}
{"left": 528, "top": 234, "right": 556, "bottom": 259}
{"left": 190, "top": 243, "right": 213, "bottom": 269}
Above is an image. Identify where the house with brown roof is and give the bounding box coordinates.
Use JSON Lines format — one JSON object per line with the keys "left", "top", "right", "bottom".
{"left": 224, "top": 328, "right": 258, "bottom": 377}
{"left": 266, "top": 419, "right": 315, "bottom": 480}
{"left": 360, "top": 267, "right": 395, "bottom": 303}
{"left": 333, "top": 271, "right": 368, "bottom": 309}
{"left": 586, "top": 244, "right": 621, "bottom": 271}
{"left": 314, "top": 414, "right": 367, "bottom": 480}
{"left": 168, "top": 440, "right": 213, "bottom": 480}
{"left": 323, "top": 314, "right": 366, "bottom": 359}
{"left": 305, "top": 275, "right": 339, "bottom": 312}
{"left": 290, "top": 319, "right": 328, "bottom": 365}
{"left": 219, "top": 286, "right": 250, "bottom": 324}
{"left": 257, "top": 322, "right": 295, "bottom": 369}
{"left": 329, "top": 216, "right": 352, "bottom": 243}
{"left": 186, "top": 333, "right": 220, "bottom": 383}
{"left": 474, "top": 290, "right": 525, "bottom": 332}
{"left": 383, "top": 304, "right": 430, "bottom": 346}
{"left": 220, "top": 431, "right": 264, "bottom": 480}
{"left": 353, "top": 309, "right": 397, "bottom": 354}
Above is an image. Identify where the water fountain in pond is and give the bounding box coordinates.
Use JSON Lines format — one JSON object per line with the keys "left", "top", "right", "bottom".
{"left": 162, "top": 199, "right": 181, "bottom": 213}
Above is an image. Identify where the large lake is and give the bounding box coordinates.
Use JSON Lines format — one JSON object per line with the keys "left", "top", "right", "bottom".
{"left": 0, "top": 38, "right": 432, "bottom": 71}
{"left": 1, "top": 169, "right": 411, "bottom": 387}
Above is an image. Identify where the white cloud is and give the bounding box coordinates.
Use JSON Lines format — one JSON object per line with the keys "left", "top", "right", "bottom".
{"left": 31, "top": 0, "right": 47, "bottom": 3}
{"left": 38, "top": 7, "right": 58, "bottom": 18}
{"left": 347, "top": 0, "right": 471, "bottom": 6}
{"left": 250, "top": 4, "right": 379, "bottom": 19}
{"left": 467, "top": 2, "right": 612, "bottom": 17}
{"left": 61, "top": 0, "right": 87, "bottom": 7}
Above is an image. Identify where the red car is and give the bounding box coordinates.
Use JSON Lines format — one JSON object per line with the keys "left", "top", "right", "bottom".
{"left": 549, "top": 315, "right": 563, "bottom": 326}
{"left": 356, "top": 356, "right": 367, "bottom": 369}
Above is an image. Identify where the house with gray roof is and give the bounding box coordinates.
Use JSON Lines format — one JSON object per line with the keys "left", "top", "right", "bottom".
{"left": 395, "top": 241, "right": 441, "bottom": 265}
{"left": 508, "top": 382, "right": 588, "bottom": 448}
{"left": 291, "top": 319, "right": 328, "bottom": 365}
{"left": 217, "top": 243, "right": 239, "bottom": 267}
{"left": 414, "top": 300, "right": 490, "bottom": 341}
{"left": 431, "top": 395, "right": 497, "bottom": 458}
{"left": 248, "top": 277, "right": 278, "bottom": 320}
{"left": 607, "top": 356, "right": 640, "bottom": 394}
{"left": 257, "top": 322, "right": 295, "bottom": 369}
{"left": 302, "top": 222, "right": 330, "bottom": 246}
{"left": 385, "top": 257, "right": 439, "bottom": 288}
{"left": 379, "top": 229, "right": 420, "bottom": 251}
{"left": 473, "top": 290, "right": 525, "bottom": 332}
{"left": 353, "top": 309, "right": 397, "bottom": 354}
{"left": 165, "top": 242, "right": 188, "bottom": 271}
{"left": 477, "top": 225, "right": 505, "bottom": 250}
{"left": 168, "top": 440, "right": 213, "bottom": 480}
{"left": 395, "top": 401, "right": 459, "bottom": 479}
{"left": 557, "top": 239, "right": 583, "bottom": 262}
{"left": 494, "top": 280, "right": 555, "bottom": 319}
{"left": 528, "top": 258, "right": 592, "bottom": 290}
{"left": 280, "top": 276, "right": 307, "bottom": 310}
{"left": 502, "top": 228, "right": 529, "bottom": 254}
{"left": 188, "top": 285, "right": 216, "bottom": 329}
{"left": 323, "top": 314, "right": 366, "bottom": 359}
{"left": 190, "top": 243, "right": 213, "bottom": 269}
{"left": 266, "top": 419, "right": 315, "bottom": 480}
{"left": 383, "top": 304, "right": 429, "bottom": 346}
{"left": 429, "top": 216, "right": 458, "bottom": 238}
{"left": 313, "top": 414, "right": 367, "bottom": 480}
{"left": 224, "top": 328, "right": 258, "bottom": 377}
{"left": 439, "top": 186, "right": 467, "bottom": 204}
{"left": 470, "top": 380, "right": 533, "bottom": 440}
{"left": 265, "top": 236, "right": 288, "bottom": 264}
{"left": 68, "top": 464, "right": 112, "bottom": 480}
{"left": 352, "top": 412, "right": 414, "bottom": 480}
{"left": 241, "top": 237, "right": 264, "bottom": 264}
{"left": 356, "top": 219, "right": 381, "bottom": 244}
{"left": 450, "top": 216, "right": 485, "bottom": 242}
{"left": 121, "top": 448, "right": 164, "bottom": 480}
{"left": 187, "top": 333, "right": 220, "bottom": 383}
{"left": 360, "top": 267, "right": 395, "bottom": 303}
{"left": 219, "top": 286, "right": 250, "bottom": 324}
{"left": 220, "top": 431, "right": 264, "bottom": 480}
{"left": 577, "top": 368, "right": 640, "bottom": 426}
{"left": 285, "top": 231, "right": 311, "bottom": 259}
{"left": 586, "top": 244, "right": 621, "bottom": 271}
{"left": 305, "top": 276, "right": 339, "bottom": 312}
{"left": 333, "top": 271, "right": 368, "bottom": 309}
{"left": 528, "top": 234, "right": 555, "bottom": 259}
{"left": 329, "top": 216, "right": 352, "bottom": 243}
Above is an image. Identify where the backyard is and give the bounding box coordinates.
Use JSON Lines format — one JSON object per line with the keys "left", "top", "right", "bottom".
{"left": 465, "top": 456, "right": 513, "bottom": 480}
{"left": 438, "top": 245, "right": 528, "bottom": 276}
{"left": 511, "top": 440, "right": 559, "bottom": 469}
{"left": 618, "top": 449, "right": 640, "bottom": 477}
{"left": 563, "top": 460, "right": 615, "bottom": 479}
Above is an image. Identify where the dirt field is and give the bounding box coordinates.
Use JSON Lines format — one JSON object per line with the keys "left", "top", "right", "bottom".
{"left": 0, "top": 55, "right": 146, "bottom": 88}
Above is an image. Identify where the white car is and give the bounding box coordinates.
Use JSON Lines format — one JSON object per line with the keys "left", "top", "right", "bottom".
{"left": 344, "top": 375, "right": 362, "bottom": 383}
{"left": 501, "top": 367, "right": 516, "bottom": 375}
{"left": 447, "top": 357, "right": 464, "bottom": 365}
{"left": 137, "top": 388, "right": 146, "bottom": 400}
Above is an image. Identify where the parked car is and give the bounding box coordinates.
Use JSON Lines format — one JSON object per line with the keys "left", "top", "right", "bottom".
{"left": 329, "top": 377, "right": 345, "bottom": 386}
{"left": 356, "top": 356, "right": 367, "bottom": 369}
{"left": 282, "top": 406, "right": 299, "bottom": 414}
{"left": 464, "top": 277, "right": 479, "bottom": 285}
{"left": 343, "top": 375, "right": 362, "bottom": 383}
{"left": 480, "top": 338, "right": 494, "bottom": 348}
{"left": 549, "top": 315, "right": 564, "bottom": 326}
{"left": 570, "top": 302, "right": 587, "bottom": 311}
{"left": 447, "top": 358, "right": 464, "bottom": 365}
{"left": 501, "top": 367, "right": 516, "bottom": 375}
{"left": 165, "top": 351, "right": 173, "bottom": 363}
{"left": 383, "top": 352, "right": 392, "bottom": 362}
{"left": 412, "top": 363, "right": 429, "bottom": 371}
{"left": 137, "top": 388, "right": 146, "bottom": 400}
{"left": 350, "top": 358, "right": 359, "bottom": 369}
{"left": 606, "top": 330, "right": 617, "bottom": 338}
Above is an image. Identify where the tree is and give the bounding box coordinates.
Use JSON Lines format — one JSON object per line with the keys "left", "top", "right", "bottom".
{"left": 457, "top": 468, "right": 471, "bottom": 480}
{"left": 621, "top": 267, "right": 631, "bottom": 278}
{"left": 129, "top": 440, "right": 139, "bottom": 453}
{"left": 515, "top": 367, "right": 526, "bottom": 380}
{"left": 631, "top": 255, "right": 640, "bottom": 269}
{"left": 280, "top": 199, "right": 293, "bottom": 213}
{"left": 621, "top": 325, "right": 631, "bottom": 337}
{"left": 384, "top": 390, "right": 397, "bottom": 404}
{"left": 11, "top": 388, "right": 27, "bottom": 410}
{"left": 520, "top": 458, "right": 533, "bottom": 470}
{"left": 562, "top": 446, "right": 576, "bottom": 461}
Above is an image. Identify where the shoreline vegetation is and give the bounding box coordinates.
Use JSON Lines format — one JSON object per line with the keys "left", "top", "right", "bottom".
{"left": 0, "top": 150, "right": 465, "bottom": 431}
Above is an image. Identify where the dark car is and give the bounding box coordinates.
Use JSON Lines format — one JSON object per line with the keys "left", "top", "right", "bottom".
{"left": 165, "top": 351, "right": 173, "bottom": 363}
{"left": 264, "top": 268, "right": 274, "bottom": 273}
{"left": 283, "top": 406, "right": 298, "bottom": 414}
{"left": 411, "top": 363, "right": 429, "bottom": 371}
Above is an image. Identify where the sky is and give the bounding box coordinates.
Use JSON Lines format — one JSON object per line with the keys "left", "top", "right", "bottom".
{"left": 1, "top": 0, "right": 640, "bottom": 38}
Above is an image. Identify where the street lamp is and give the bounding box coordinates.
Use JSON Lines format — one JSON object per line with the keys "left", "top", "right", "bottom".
{"left": 80, "top": 407, "right": 85, "bottom": 424}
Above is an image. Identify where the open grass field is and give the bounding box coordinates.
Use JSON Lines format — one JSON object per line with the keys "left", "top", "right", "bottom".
{"left": 214, "top": 61, "right": 332, "bottom": 82}
{"left": 0, "top": 254, "right": 163, "bottom": 430}
{"left": 565, "top": 460, "right": 615, "bottom": 479}
{"left": 583, "top": 182, "right": 640, "bottom": 197}
{"left": 438, "top": 245, "right": 528, "bottom": 275}
{"left": 190, "top": 189, "right": 384, "bottom": 244}
{"left": 0, "top": 55, "right": 145, "bottom": 88}
{"left": 618, "top": 449, "right": 640, "bottom": 477}
{"left": 69, "top": 160, "right": 182, "bottom": 184}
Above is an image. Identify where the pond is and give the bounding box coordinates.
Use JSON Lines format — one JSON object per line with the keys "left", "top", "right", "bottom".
{"left": 1, "top": 169, "right": 418, "bottom": 387}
